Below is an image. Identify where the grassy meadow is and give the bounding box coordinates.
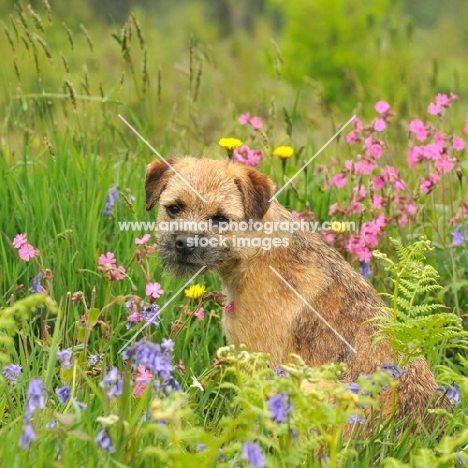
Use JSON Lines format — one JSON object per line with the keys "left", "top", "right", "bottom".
{"left": 0, "top": 1, "right": 468, "bottom": 466}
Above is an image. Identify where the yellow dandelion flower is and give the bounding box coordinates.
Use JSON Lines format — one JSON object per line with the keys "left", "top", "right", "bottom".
{"left": 273, "top": 145, "right": 294, "bottom": 160}
{"left": 185, "top": 284, "right": 206, "bottom": 299}
{"left": 330, "top": 221, "right": 347, "bottom": 234}
{"left": 218, "top": 137, "right": 242, "bottom": 152}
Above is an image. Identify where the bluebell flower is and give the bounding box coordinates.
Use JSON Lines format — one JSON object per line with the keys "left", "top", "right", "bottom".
{"left": 241, "top": 441, "right": 265, "bottom": 468}
{"left": 267, "top": 393, "right": 293, "bottom": 423}
{"left": 347, "top": 414, "right": 365, "bottom": 425}
{"left": 161, "top": 338, "right": 175, "bottom": 352}
{"left": 76, "top": 401, "right": 87, "bottom": 409}
{"left": 196, "top": 443, "right": 207, "bottom": 452}
{"left": 448, "top": 383, "right": 461, "bottom": 405}
{"left": 348, "top": 382, "right": 361, "bottom": 394}
{"left": 30, "top": 272, "right": 44, "bottom": 293}
{"left": 55, "top": 385, "right": 71, "bottom": 405}
{"left": 275, "top": 366, "right": 289, "bottom": 377}
{"left": 19, "top": 423, "right": 38, "bottom": 449}
{"left": 161, "top": 377, "right": 181, "bottom": 396}
{"left": 381, "top": 363, "right": 404, "bottom": 379}
{"left": 359, "top": 261, "right": 371, "bottom": 280}
{"left": 87, "top": 354, "right": 102, "bottom": 367}
{"left": 104, "top": 186, "right": 119, "bottom": 217}
{"left": 46, "top": 420, "right": 58, "bottom": 429}
{"left": 26, "top": 379, "right": 45, "bottom": 416}
{"left": 100, "top": 367, "right": 123, "bottom": 399}
{"left": 143, "top": 304, "right": 161, "bottom": 325}
{"left": 56, "top": 349, "right": 72, "bottom": 369}
{"left": 452, "top": 225, "right": 465, "bottom": 247}
{"left": 95, "top": 429, "right": 115, "bottom": 453}
{"left": 2, "top": 363, "right": 22, "bottom": 384}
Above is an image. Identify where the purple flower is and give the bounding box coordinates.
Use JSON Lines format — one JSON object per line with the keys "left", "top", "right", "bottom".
{"left": 88, "top": 354, "right": 102, "bottom": 367}
{"left": 348, "top": 382, "right": 361, "bottom": 394}
{"left": 267, "top": 393, "right": 293, "bottom": 423}
{"left": 104, "top": 186, "right": 119, "bottom": 217}
{"left": 46, "top": 420, "right": 58, "bottom": 429}
{"left": 348, "top": 414, "right": 365, "bottom": 425}
{"left": 381, "top": 364, "right": 404, "bottom": 379}
{"left": 26, "top": 378, "right": 45, "bottom": 416}
{"left": 161, "top": 338, "right": 174, "bottom": 352}
{"left": 19, "top": 423, "right": 38, "bottom": 449}
{"left": 448, "top": 383, "right": 461, "bottom": 405}
{"left": 56, "top": 349, "right": 72, "bottom": 369}
{"left": 30, "top": 273, "right": 44, "bottom": 293}
{"left": 452, "top": 225, "right": 465, "bottom": 247}
{"left": 2, "top": 363, "right": 22, "bottom": 384}
{"left": 196, "top": 443, "right": 207, "bottom": 452}
{"left": 55, "top": 385, "right": 71, "bottom": 405}
{"left": 76, "top": 401, "right": 87, "bottom": 409}
{"left": 100, "top": 367, "right": 123, "bottom": 399}
{"left": 275, "top": 366, "right": 289, "bottom": 377}
{"left": 359, "top": 262, "right": 371, "bottom": 280}
{"left": 241, "top": 442, "right": 265, "bottom": 468}
{"left": 95, "top": 428, "right": 115, "bottom": 453}
{"left": 161, "top": 377, "right": 181, "bottom": 396}
{"left": 142, "top": 304, "right": 161, "bottom": 325}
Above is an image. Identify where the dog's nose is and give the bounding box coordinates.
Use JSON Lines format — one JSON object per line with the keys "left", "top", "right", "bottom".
{"left": 174, "top": 234, "right": 195, "bottom": 256}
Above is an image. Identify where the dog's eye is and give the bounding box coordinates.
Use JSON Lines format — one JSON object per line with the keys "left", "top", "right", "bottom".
{"left": 211, "top": 215, "right": 229, "bottom": 225}
{"left": 166, "top": 204, "right": 183, "bottom": 217}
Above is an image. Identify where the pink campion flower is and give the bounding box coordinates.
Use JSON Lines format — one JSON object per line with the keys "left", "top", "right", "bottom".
{"left": 375, "top": 101, "right": 390, "bottom": 115}
{"left": 373, "top": 118, "right": 386, "bottom": 132}
{"left": 108, "top": 265, "right": 126, "bottom": 281}
{"left": 13, "top": 233, "right": 28, "bottom": 249}
{"left": 238, "top": 113, "right": 250, "bottom": 125}
{"left": 346, "top": 131, "right": 357, "bottom": 144}
{"left": 371, "top": 195, "right": 384, "bottom": 210}
{"left": 135, "top": 234, "right": 151, "bottom": 245}
{"left": 98, "top": 252, "right": 117, "bottom": 268}
{"left": 407, "top": 146, "right": 423, "bottom": 168}
{"left": 423, "top": 143, "right": 442, "bottom": 160}
{"left": 225, "top": 301, "right": 234, "bottom": 313}
{"left": 353, "top": 185, "right": 366, "bottom": 199}
{"left": 394, "top": 194, "right": 400, "bottom": 205}
{"left": 407, "top": 203, "right": 417, "bottom": 217}
{"left": 409, "top": 119, "right": 428, "bottom": 142}
{"left": 375, "top": 212, "right": 387, "bottom": 228}
{"left": 435, "top": 132, "right": 445, "bottom": 145}
{"left": 19, "top": 244, "right": 37, "bottom": 261}
{"left": 349, "top": 201, "right": 362, "bottom": 214}
{"left": 398, "top": 215, "right": 409, "bottom": 227}
{"left": 386, "top": 166, "right": 398, "bottom": 182}
{"left": 233, "top": 145, "right": 262, "bottom": 166}
{"left": 344, "top": 160, "right": 353, "bottom": 171}
{"left": 367, "top": 143, "right": 383, "bottom": 159}
{"left": 453, "top": 137, "right": 466, "bottom": 151}
{"left": 128, "top": 311, "right": 143, "bottom": 322}
{"left": 355, "top": 159, "right": 375, "bottom": 175}
{"left": 364, "top": 135, "right": 373, "bottom": 149}
{"left": 428, "top": 102, "right": 442, "bottom": 115}
{"left": 194, "top": 308, "right": 204, "bottom": 320}
{"left": 372, "top": 176, "right": 385, "bottom": 190}
{"left": 420, "top": 172, "right": 439, "bottom": 194}
{"left": 249, "top": 116, "right": 263, "bottom": 130}
{"left": 436, "top": 93, "right": 450, "bottom": 106}
{"left": 357, "top": 246, "right": 372, "bottom": 263}
{"left": 177, "top": 360, "right": 185, "bottom": 375}
{"left": 133, "top": 365, "right": 152, "bottom": 397}
{"left": 323, "top": 232, "right": 335, "bottom": 244}
{"left": 434, "top": 157, "right": 454, "bottom": 173}
{"left": 394, "top": 180, "right": 407, "bottom": 191}
{"left": 146, "top": 282, "right": 164, "bottom": 299}
{"left": 329, "top": 203, "right": 339, "bottom": 215}
{"left": 353, "top": 117, "right": 363, "bottom": 132}
{"left": 332, "top": 173, "right": 347, "bottom": 188}
{"left": 451, "top": 92, "right": 459, "bottom": 101}
{"left": 291, "top": 211, "right": 299, "bottom": 219}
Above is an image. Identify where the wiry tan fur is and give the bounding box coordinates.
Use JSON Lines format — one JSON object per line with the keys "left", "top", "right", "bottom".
{"left": 145, "top": 157, "right": 450, "bottom": 430}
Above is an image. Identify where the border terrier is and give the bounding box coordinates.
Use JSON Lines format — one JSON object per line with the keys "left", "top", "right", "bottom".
{"left": 145, "top": 157, "right": 449, "bottom": 427}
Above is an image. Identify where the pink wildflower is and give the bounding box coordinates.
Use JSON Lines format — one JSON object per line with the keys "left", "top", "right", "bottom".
{"left": 225, "top": 301, "right": 234, "bottom": 313}
{"left": 372, "top": 176, "right": 385, "bottom": 190}
{"left": 135, "top": 234, "right": 151, "bottom": 245}
{"left": 332, "top": 173, "right": 347, "bottom": 188}
{"left": 128, "top": 311, "right": 143, "bottom": 322}
{"left": 453, "top": 137, "right": 465, "bottom": 151}
{"left": 371, "top": 195, "right": 384, "bottom": 210}
{"left": 435, "top": 93, "right": 450, "bottom": 106}
{"left": 407, "top": 203, "right": 416, "bottom": 217}
{"left": 373, "top": 118, "right": 386, "bottom": 132}
{"left": 394, "top": 180, "right": 407, "bottom": 191}
{"left": 355, "top": 159, "right": 375, "bottom": 175}
{"left": 353, "top": 185, "right": 366, "bottom": 199}
{"left": 375, "top": 101, "right": 390, "bottom": 115}
{"left": 367, "top": 143, "right": 383, "bottom": 159}
{"left": 420, "top": 172, "right": 439, "bottom": 194}
{"left": 146, "top": 282, "right": 164, "bottom": 299}
{"left": 329, "top": 203, "right": 339, "bottom": 216}
{"left": 435, "top": 157, "right": 454, "bottom": 173}
{"left": 239, "top": 113, "right": 250, "bottom": 125}
{"left": 195, "top": 308, "right": 204, "bottom": 320}
{"left": 407, "top": 146, "right": 423, "bottom": 169}
{"left": 354, "top": 117, "right": 363, "bottom": 131}
{"left": 346, "top": 131, "right": 357, "bottom": 144}
{"left": 398, "top": 215, "right": 409, "bottom": 227}
{"left": 344, "top": 160, "right": 353, "bottom": 171}
{"left": 133, "top": 365, "right": 152, "bottom": 397}
{"left": 13, "top": 233, "right": 28, "bottom": 249}
{"left": 249, "top": 116, "right": 263, "bottom": 130}
{"left": 428, "top": 102, "right": 442, "bottom": 115}
{"left": 98, "top": 252, "right": 116, "bottom": 268}
{"left": 108, "top": 265, "right": 126, "bottom": 281}
{"left": 323, "top": 232, "right": 335, "bottom": 244}
{"left": 291, "top": 211, "right": 299, "bottom": 219}
{"left": 233, "top": 145, "right": 262, "bottom": 166}
{"left": 409, "top": 119, "right": 428, "bottom": 141}
{"left": 19, "top": 244, "right": 37, "bottom": 262}
{"left": 178, "top": 360, "right": 185, "bottom": 375}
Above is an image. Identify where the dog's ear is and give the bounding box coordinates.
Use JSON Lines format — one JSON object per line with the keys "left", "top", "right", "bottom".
{"left": 235, "top": 168, "right": 274, "bottom": 220}
{"left": 145, "top": 159, "right": 176, "bottom": 211}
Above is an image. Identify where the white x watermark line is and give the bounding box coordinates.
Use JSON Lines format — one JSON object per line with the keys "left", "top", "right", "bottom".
{"left": 117, "top": 265, "right": 207, "bottom": 354}
{"left": 270, "top": 114, "right": 356, "bottom": 201}
{"left": 268, "top": 266, "right": 357, "bottom": 354}
{"left": 118, "top": 114, "right": 207, "bottom": 203}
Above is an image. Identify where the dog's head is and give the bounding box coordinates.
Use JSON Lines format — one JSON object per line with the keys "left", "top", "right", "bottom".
{"left": 145, "top": 157, "right": 275, "bottom": 277}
